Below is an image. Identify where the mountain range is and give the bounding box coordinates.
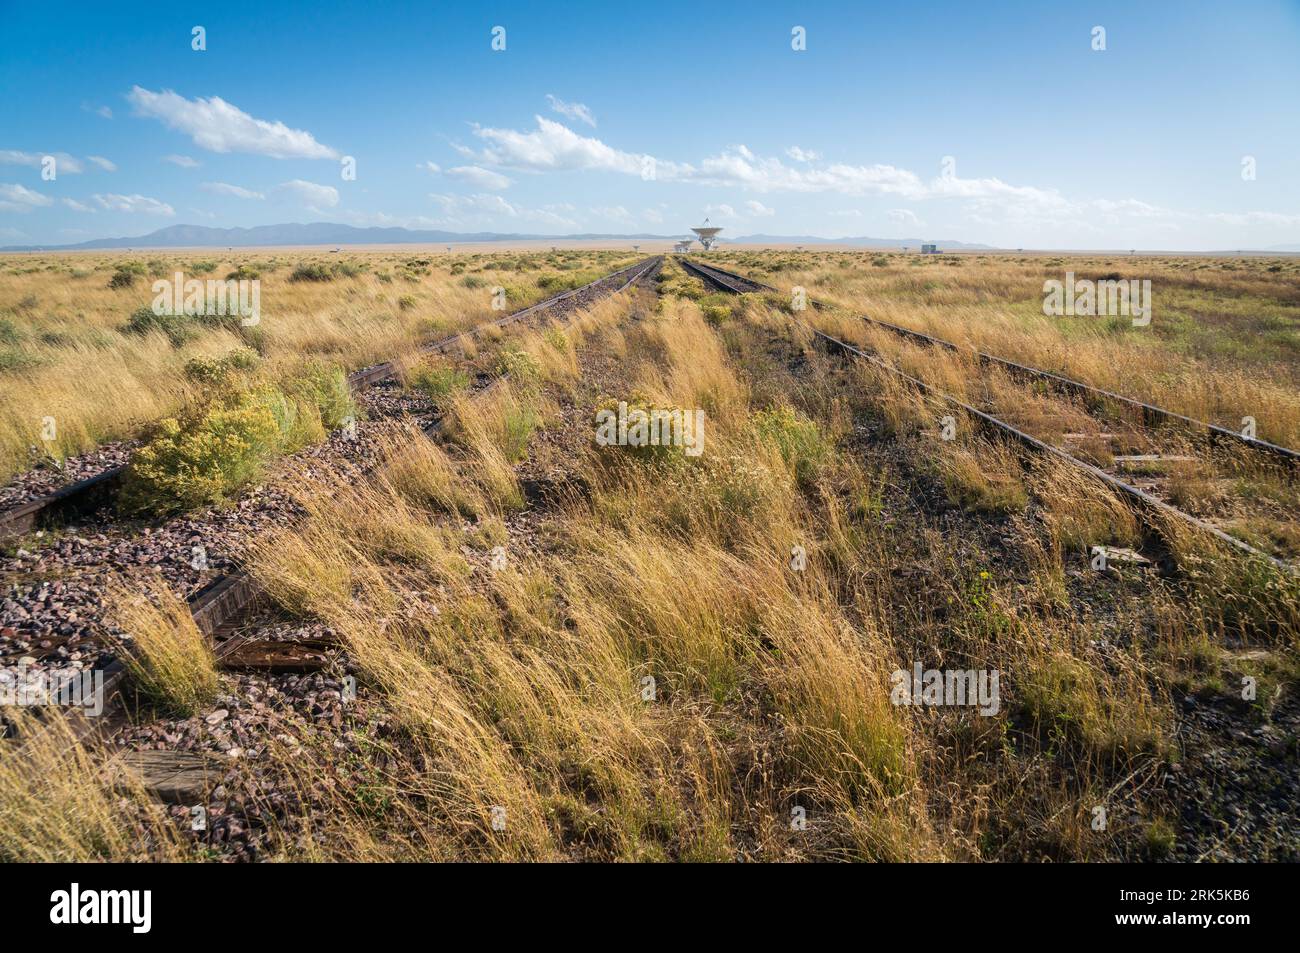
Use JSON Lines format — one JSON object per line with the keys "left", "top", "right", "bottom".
{"left": 0, "top": 222, "right": 996, "bottom": 252}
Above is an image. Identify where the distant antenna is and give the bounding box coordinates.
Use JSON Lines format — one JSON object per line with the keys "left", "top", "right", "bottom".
{"left": 632, "top": 244, "right": 640, "bottom": 252}
{"left": 447, "top": 245, "right": 453, "bottom": 253}
{"left": 796, "top": 246, "right": 804, "bottom": 252}
{"left": 902, "top": 246, "right": 908, "bottom": 253}
{"left": 691, "top": 223, "right": 722, "bottom": 251}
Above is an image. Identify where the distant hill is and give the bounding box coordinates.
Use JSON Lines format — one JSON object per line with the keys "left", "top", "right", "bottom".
{"left": 729, "top": 234, "right": 996, "bottom": 249}
{"left": 0, "top": 222, "right": 997, "bottom": 253}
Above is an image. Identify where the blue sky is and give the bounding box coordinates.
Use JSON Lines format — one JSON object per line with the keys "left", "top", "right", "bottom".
{"left": 2, "top": 0, "right": 1298, "bottom": 249}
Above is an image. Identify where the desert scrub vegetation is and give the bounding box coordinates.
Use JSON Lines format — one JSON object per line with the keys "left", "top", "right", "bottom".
{"left": 0, "top": 249, "right": 637, "bottom": 483}
{"left": 713, "top": 250, "right": 1300, "bottom": 450}
{"left": 119, "top": 362, "right": 356, "bottom": 513}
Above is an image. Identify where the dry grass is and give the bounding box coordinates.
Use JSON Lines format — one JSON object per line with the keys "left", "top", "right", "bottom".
{"left": 0, "top": 709, "right": 184, "bottom": 862}
{"left": 0, "top": 249, "right": 636, "bottom": 482}
{"left": 103, "top": 575, "right": 219, "bottom": 716}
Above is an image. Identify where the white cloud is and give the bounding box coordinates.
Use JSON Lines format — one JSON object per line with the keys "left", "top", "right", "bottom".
{"left": 82, "top": 103, "right": 112, "bottom": 119}
{"left": 591, "top": 205, "right": 632, "bottom": 222}
{"left": 545, "top": 94, "right": 596, "bottom": 127}
{"left": 786, "top": 146, "right": 820, "bottom": 162}
{"left": 87, "top": 156, "right": 117, "bottom": 172}
{"left": 0, "top": 150, "right": 85, "bottom": 174}
{"left": 420, "top": 161, "right": 441, "bottom": 174}
{"left": 127, "top": 86, "right": 339, "bottom": 159}
{"left": 277, "top": 179, "right": 339, "bottom": 209}
{"left": 92, "top": 193, "right": 175, "bottom": 215}
{"left": 470, "top": 116, "right": 647, "bottom": 175}
{"left": 428, "top": 192, "right": 579, "bottom": 229}
{"left": 704, "top": 203, "right": 736, "bottom": 218}
{"left": 62, "top": 198, "right": 96, "bottom": 212}
{"left": 163, "top": 154, "right": 200, "bottom": 168}
{"left": 642, "top": 208, "right": 664, "bottom": 224}
{"left": 0, "top": 183, "right": 53, "bottom": 211}
{"left": 887, "top": 208, "right": 924, "bottom": 227}
{"left": 745, "top": 200, "right": 775, "bottom": 217}
{"left": 201, "top": 181, "right": 265, "bottom": 200}
{"left": 444, "top": 165, "right": 512, "bottom": 190}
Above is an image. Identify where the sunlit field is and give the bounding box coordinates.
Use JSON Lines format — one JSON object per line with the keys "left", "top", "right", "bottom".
{"left": 5, "top": 255, "right": 1296, "bottom": 864}
{"left": 0, "top": 249, "right": 635, "bottom": 483}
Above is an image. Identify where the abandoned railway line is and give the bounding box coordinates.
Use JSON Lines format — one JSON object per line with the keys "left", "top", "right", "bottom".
{"left": 1, "top": 256, "right": 662, "bottom": 746}
{"left": 680, "top": 256, "right": 1299, "bottom": 573}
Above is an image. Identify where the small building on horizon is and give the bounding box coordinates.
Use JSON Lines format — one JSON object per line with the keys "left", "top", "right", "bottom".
{"left": 921, "top": 243, "right": 939, "bottom": 255}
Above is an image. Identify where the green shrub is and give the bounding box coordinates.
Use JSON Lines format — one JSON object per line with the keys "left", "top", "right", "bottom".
{"left": 495, "top": 346, "right": 541, "bottom": 389}
{"left": 409, "top": 364, "right": 470, "bottom": 407}
{"left": 226, "top": 265, "right": 260, "bottom": 281}
{"left": 122, "top": 364, "right": 354, "bottom": 513}
{"left": 398, "top": 294, "right": 417, "bottom": 311}
{"left": 108, "top": 262, "right": 145, "bottom": 289}
{"left": 290, "top": 263, "right": 335, "bottom": 282}
{"left": 287, "top": 361, "right": 356, "bottom": 429}
{"left": 0, "top": 349, "right": 40, "bottom": 374}
{"left": 124, "top": 306, "right": 194, "bottom": 347}
{"left": 122, "top": 390, "right": 298, "bottom": 513}
{"left": 752, "top": 405, "right": 831, "bottom": 487}
{"left": 183, "top": 349, "right": 260, "bottom": 388}
{"left": 190, "top": 260, "right": 217, "bottom": 274}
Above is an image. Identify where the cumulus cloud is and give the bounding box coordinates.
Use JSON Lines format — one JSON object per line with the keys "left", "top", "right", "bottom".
{"left": 444, "top": 165, "right": 512, "bottom": 190}
{"left": 93, "top": 193, "right": 175, "bottom": 215}
{"left": 163, "top": 154, "right": 200, "bottom": 168}
{"left": 458, "top": 117, "right": 1193, "bottom": 235}
{"left": 87, "top": 156, "right": 117, "bottom": 172}
{"left": 127, "top": 87, "right": 339, "bottom": 159}
{"left": 420, "top": 161, "right": 441, "bottom": 174}
{"left": 277, "top": 179, "right": 339, "bottom": 208}
{"left": 469, "top": 116, "right": 648, "bottom": 175}
{"left": 62, "top": 198, "right": 96, "bottom": 212}
{"left": 745, "top": 200, "right": 775, "bottom": 217}
{"left": 201, "top": 181, "right": 265, "bottom": 200}
{"left": 0, "top": 183, "right": 53, "bottom": 211}
{"left": 545, "top": 94, "right": 596, "bottom": 127}
{"left": 428, "top": 192, "right": 579, "bottom": 229}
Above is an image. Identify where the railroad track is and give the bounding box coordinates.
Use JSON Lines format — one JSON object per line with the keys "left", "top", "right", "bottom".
{"left": 3, "top": 256, "right": 662, "bottom": 744}
{"left": 0, "top": 256, "right": 658, "bottom": 541}
{"left": 679, "top": 256, "right": 1297, "bottom": 573}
